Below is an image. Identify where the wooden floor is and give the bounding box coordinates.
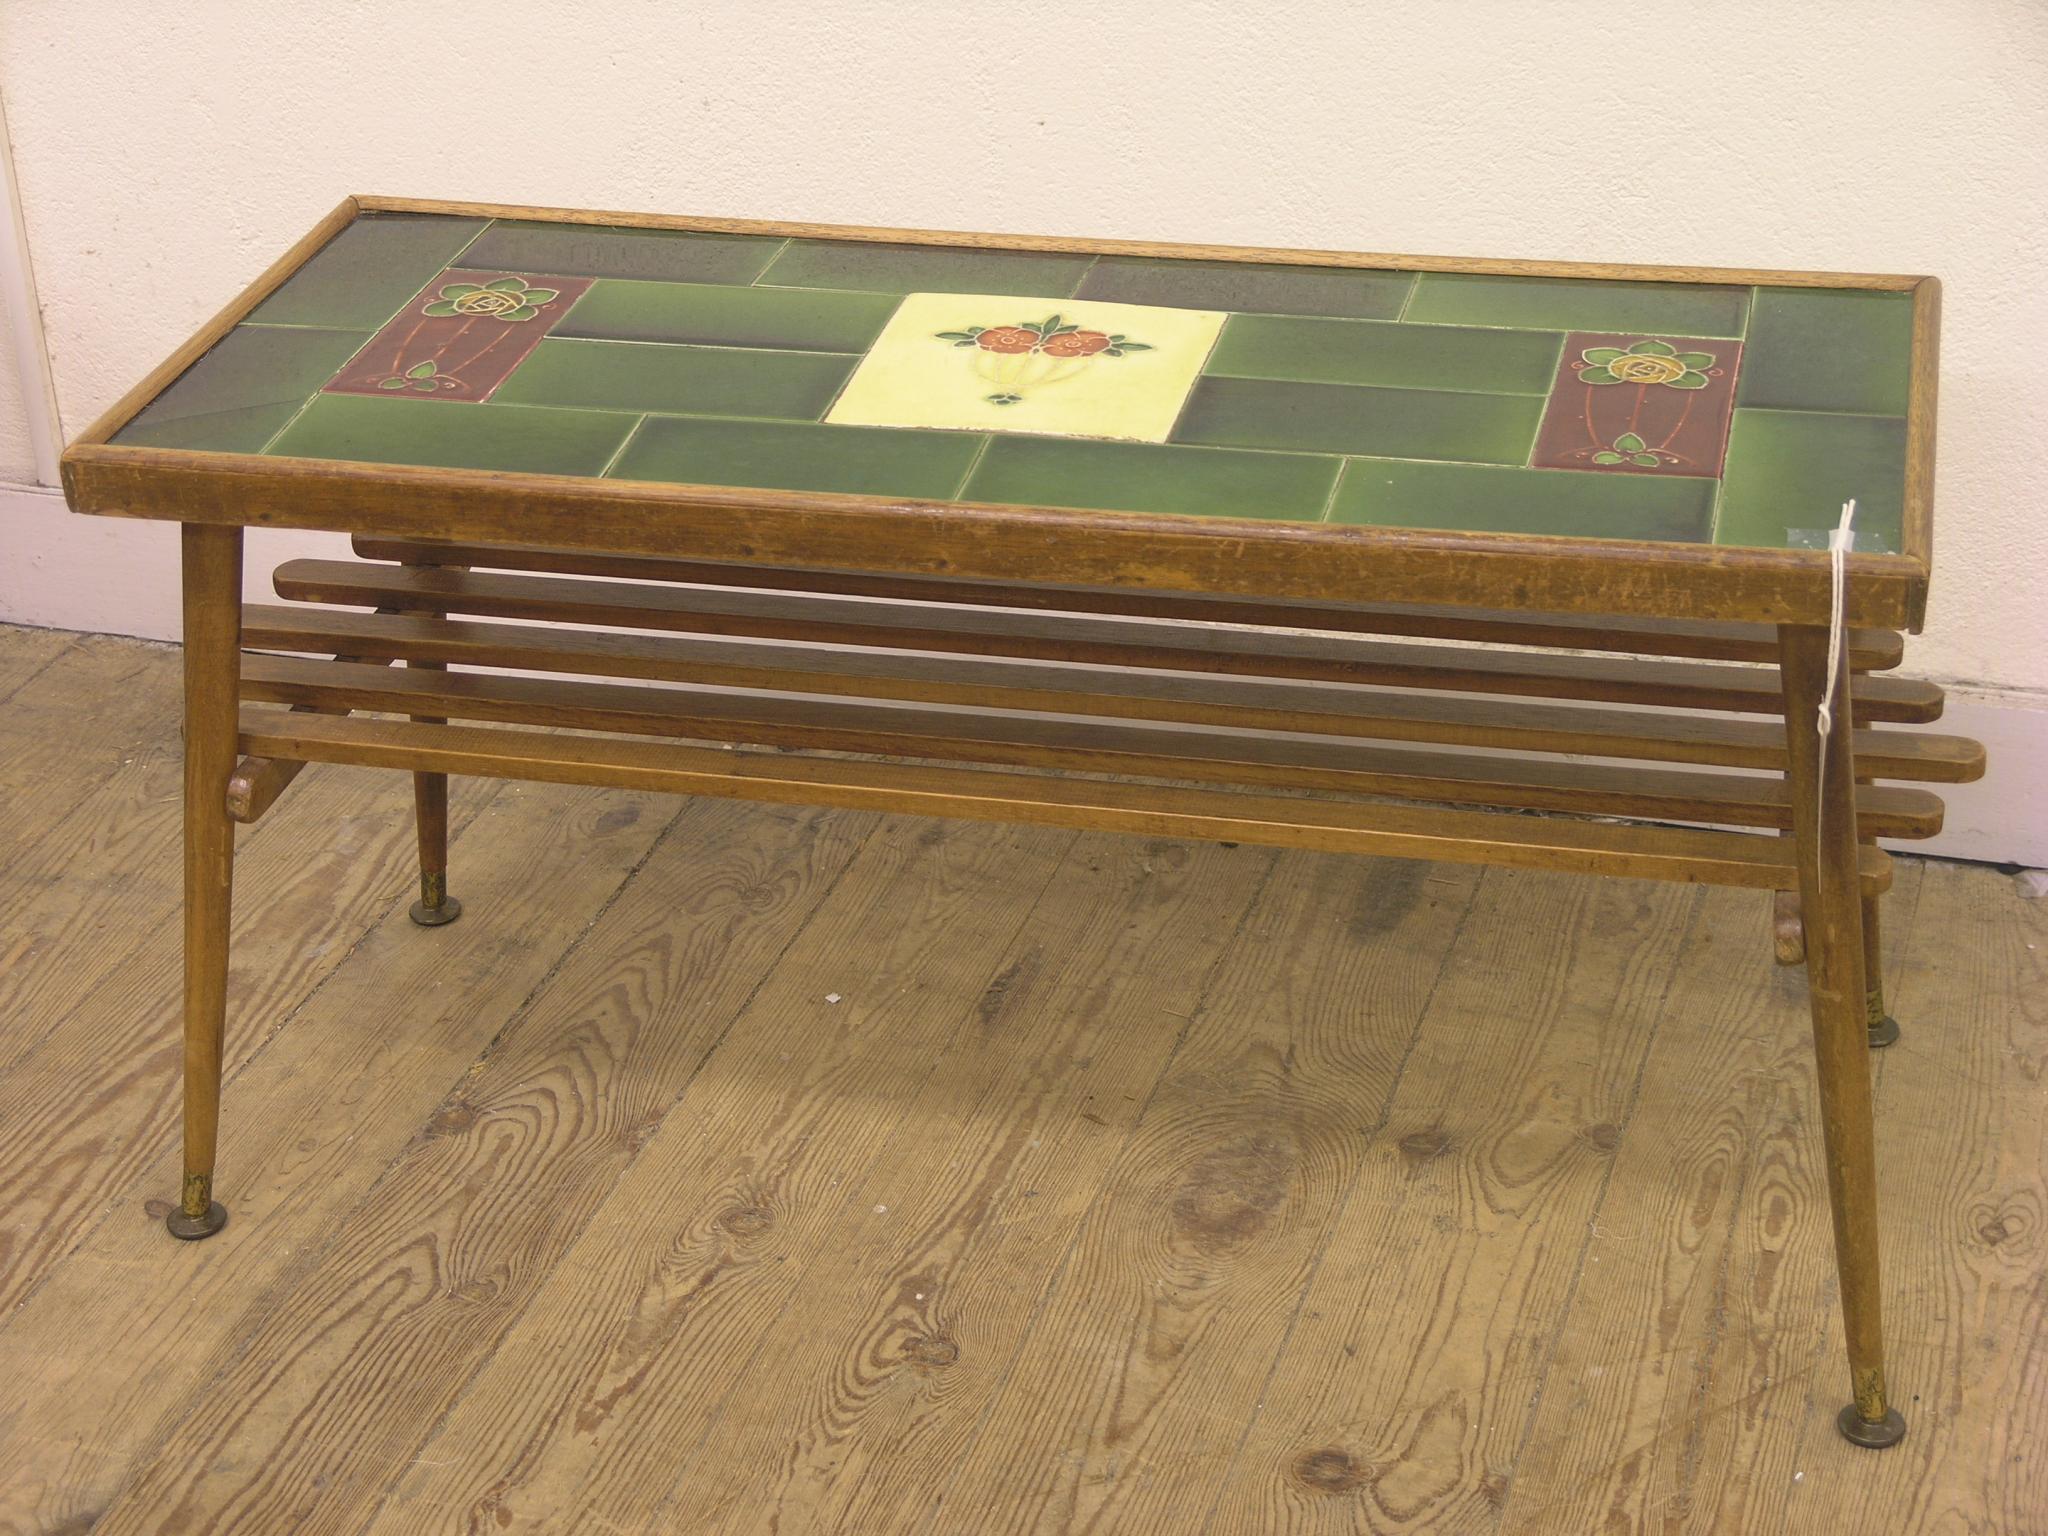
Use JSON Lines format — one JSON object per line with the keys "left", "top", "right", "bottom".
{"left": 0, "top": 625, "right": 2040, "bottom": 1536}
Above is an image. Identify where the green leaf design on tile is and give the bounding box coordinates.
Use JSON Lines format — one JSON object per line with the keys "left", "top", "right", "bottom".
{"left": 1631, "top": 452, "right": 1660, "bottom": 466}
{"left": 1593, "top": 450, "right": 1625, "bottom": 464}
{"left": 1615, "top": 432, "right": 1646, "bottom": 453}
{"left": 1577, "top": 337, "right": 1717, "bottom": 389}
{"left": 423, "top": 275, "right": 563, "bottom": 323}
{"left": 406, "top": 361, "right": 438, "bottom": 379}
{"left": 377, "top": 376, "right": 408, "bottom": 390}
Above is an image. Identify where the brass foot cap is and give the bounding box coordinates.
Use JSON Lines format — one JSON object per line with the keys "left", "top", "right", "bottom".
{"left": 1837, "top": 1404, "right": 1906, "bottom": 1448}
{"left": 165, "top": 1201, "right": 228, "bottom": 1241}
{"left": 410, "top": 894, "right": 463, "bottom": 928}
{"left": 1868, "top": 1014, "right": 1901, "bottom": 1049}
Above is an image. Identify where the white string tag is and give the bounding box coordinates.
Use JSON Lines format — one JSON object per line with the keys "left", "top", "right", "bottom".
{"left": 1815, "top": 499, "right": 1856, "bottom": 822}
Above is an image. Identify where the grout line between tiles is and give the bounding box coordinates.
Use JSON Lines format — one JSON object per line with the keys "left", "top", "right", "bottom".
{"left": 594, "top": 413, "right": 650, "bottom": 479}
{"left": 949, "top": 434, "right": 997, "bottom": 500}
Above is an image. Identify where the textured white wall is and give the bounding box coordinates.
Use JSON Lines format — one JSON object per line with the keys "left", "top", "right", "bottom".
{"left": 1, "top": 0, "right": 2044, "bottom": 697}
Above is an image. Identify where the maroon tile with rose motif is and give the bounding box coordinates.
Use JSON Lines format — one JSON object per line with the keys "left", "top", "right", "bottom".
{"left": 1530, "top": 332, "right": 1742, "bottom": 478}
{"left": 321, "top": 269, "right": 594, "bottom": 402}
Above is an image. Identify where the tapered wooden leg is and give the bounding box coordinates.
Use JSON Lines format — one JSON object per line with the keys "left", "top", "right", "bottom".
{"left": 407, "top": 658, "right": 461, "bottom": 927}
{"left": 168, "top": 523, "right": 242, "bottom": 1241}
{"left": 1780, "top": 623, "right": 1904, "bottom": 1447}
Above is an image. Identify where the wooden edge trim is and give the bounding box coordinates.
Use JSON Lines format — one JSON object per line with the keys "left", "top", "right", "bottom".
{"left": 65, "top": 196, "right": 362, "bottom": 450}
{"left": 1901, "top": 274, "right": 1942, "bottom": 624}
{"left": 352, "top": 194, "right": 1928, "bottom": 290}
{"left": 61, "top": 445, "right": 1925, "bottom": 629}
{"left": 240, "top": 710, "right": 1893, "bottom": 893}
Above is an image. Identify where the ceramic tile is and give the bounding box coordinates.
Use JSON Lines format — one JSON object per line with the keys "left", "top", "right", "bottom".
{"left": 114, "top": 325, "right": 369, "bottom": 452}
{"left": 1529, "top": 332, "right": 1742, "bottom": 477}
{"left": 1405, "top": 273, "right": 1749, "bottom": 337}
{"left": 1331, "top": 458, "right": 1716, "bottom": 541}
{"left": 1716, "top": 408, "right": 1906, "bottom": 550}
{"left": 555, "top": 279, "right": 899, "bottom": 351}
{"left": 1077, "top": 257, "right": 1413, "bottom": 319}
{"left": 1736, "top": 288, "right": 1914, "bottom": 416}
{"left": 461, "top": 221, "right": 782, "bottom": 284}
{"left": 247, "top": 214, "right": 489, "bottom": 331}
{"left": 759, "top": 240, "right": 1095, "bottom": 297}
{"left": 963, "top": 437, "right": 1339, "bottom": 520}
{"left": 608, "top": 417, "right": 983, "bottom": 500}
{"left": 266, "top": 394, "right": 636, "bottom": 477}
{"left": 1171, "top": 377, "right": 1543, "bottom": 464}
{"left": 321, "top": 270, "right": 593, "bottom": 401}
{"left": 490, "top": 339, "right": 853, "bottom": 420}
{"left": 1206, "top": 315, "right": 1561, "bottom": 394}
{"left": 825, "top": 293, "right": 1226, "bottom": 443}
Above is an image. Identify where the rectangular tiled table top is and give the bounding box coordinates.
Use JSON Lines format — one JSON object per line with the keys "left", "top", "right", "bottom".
{"left": 113, "top": 212, "right": 1922, "bottom": 553}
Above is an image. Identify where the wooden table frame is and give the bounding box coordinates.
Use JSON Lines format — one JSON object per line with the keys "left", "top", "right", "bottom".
{"left": 60, "top": 196, "right": 1982, "bottom": 1452}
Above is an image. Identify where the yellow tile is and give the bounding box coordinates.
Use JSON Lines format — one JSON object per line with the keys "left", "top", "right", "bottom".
{"left": 825, "top": 292, "right": 1226, "bottom": 443}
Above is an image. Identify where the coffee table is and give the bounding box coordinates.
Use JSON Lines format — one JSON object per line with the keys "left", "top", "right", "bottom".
{"left": 59, "top": 196, "right": 1983, "bottom": 1448}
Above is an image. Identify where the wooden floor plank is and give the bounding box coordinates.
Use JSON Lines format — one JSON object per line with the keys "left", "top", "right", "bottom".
{"left": 0, "top": 622, "right": 76, "bottom": 703}
{"left": 930, "top": 855, "right": 1486, "bottom": 1535}
{"left": 0, "top": 780, "right": 677, "bottom": 1534}
{"left": 667, "top": 833, "right": 1272, "bottom": 1536}
{"left": 87, "top": 796, "right": 874, "bottom": 1535}
{"left": 0, "top": 633, "right": 180, "bottom": 869}
{"left": 1490, "top": 864, "right": 1917, "bottom": 1534}
{"left": 1203, "top": 870, "right": 1701, "bottom": 1535}
{"left": 350, "top": 817, "right": 1081, "bottom": 1536}
{"left": 0, "top": 764, "right": 497, "bottom": 1314}
{"left": 0, "top": 632, "right": 2034, "bottom": 1535}
{"left": 1783, "top": 860, "right": 2047, "bottom": 1535}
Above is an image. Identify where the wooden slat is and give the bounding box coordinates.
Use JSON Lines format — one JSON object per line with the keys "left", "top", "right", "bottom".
{"left": 348, "top": 537, "right": 1907, "bottom": 670}
{"left": 241, "top": 606, "right": 1985, "bottom": 781}
{"left": 238, "top": 710, "right": 1892, "bottom": 893}
{"left": 279, "top": 560, "right": 1940, "bottom": 719}
{"left": 237, "top": 655, "right": 1947, "bottom": 839}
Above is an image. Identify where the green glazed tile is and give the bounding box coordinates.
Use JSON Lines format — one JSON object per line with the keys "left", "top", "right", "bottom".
{"left": 114, "top": 324, "right": 369, "bottom": 452}
{"left": 1717, "top": 409, "right": 1906, "bottom": 551}
{"left": 759, "top": 240, "right": 1095, "bottom": 297}
{"left": 1331, "top": 458, "right": 1716, "bottom": 541}
{"left": 1736, "top": 288, "right": 1913, "bottom": 416}
{"left": 490, "top": 339, "right": 853, "bottom": 420}
{"left": 248, "top": 214, "right": 489, "bottom": 330}
{"left": 1172, "top": 377, "right": 1543, "bottom": 464}
{"left": 963, "top": 437, "right": 1339, "bottom": 520}
{"left": 266, "top": 393, "right": 636, "bottom": 477}
{"left": 610, "top": 417, "right": 983, "bottom": 500}
{"left": 1405, "top": 274, "right": 1749, "bottom": 337}
{"left": 461, "top": 220, "right": 782, "bottom": 284}
{"left": 1206, "top": 315, "right": 1562, "bottom": 394}
{"left": 1077, "top": 257, "right": 1413, "bottom": 319}
{"left": 556, "top": 279, "right": 899, "bottom": 351}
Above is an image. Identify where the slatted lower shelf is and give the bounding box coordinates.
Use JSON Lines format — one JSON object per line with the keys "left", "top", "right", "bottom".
{"left": 240, "top": 710, "right": 1892, "bottom": 894}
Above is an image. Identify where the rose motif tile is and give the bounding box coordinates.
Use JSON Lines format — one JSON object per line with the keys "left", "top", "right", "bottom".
{"left": 1529, "top": 332, "right": 1743, "bottom": 477}
{"left": 824, "top": 293, "right": 1226, "bottom": 443}
{"left": 322, "top": 269, "right": 593, "bottom": 402}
